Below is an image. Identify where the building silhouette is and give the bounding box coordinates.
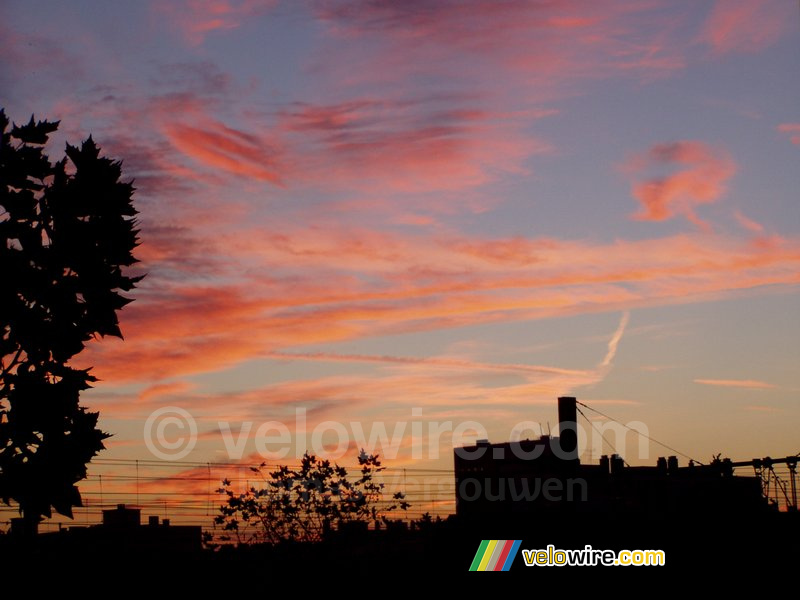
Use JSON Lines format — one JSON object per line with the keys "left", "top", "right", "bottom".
{"left": 30, "top": 504, "right": 203, "bottom": 557}
{"left": 453, "top": 396, "right": 768, "bottom": 521}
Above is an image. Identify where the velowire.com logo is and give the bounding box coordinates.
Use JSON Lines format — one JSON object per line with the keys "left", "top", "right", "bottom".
{"left": 469, "top": 540, "right": 522, "bottom": 571}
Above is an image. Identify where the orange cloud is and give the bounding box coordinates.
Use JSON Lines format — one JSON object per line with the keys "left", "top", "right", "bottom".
{"left": 625, "top": 141, "right": 736, "bottom": 228}
{"left": 124, "top": 91, "right": 550, "bottom": 196}
{"left": 700, "top": 0, "right": 793, "bottom": 56}
{"left": 161, "top": 119, "right": 283, "bottom": 184}
{"left": 264, "top": 350, "right": 589, "bottom": 378}
{"left": 694, "top": 379, "right": 778, "bottom": 390}
{"left": 74, "top": 220, "right": 800, "bottom": 386}
{"left": 138, "top": 381, "right": 195, "bottom": 403}
{"left": 88, "top": 315, "right": 635, "bottom": 479}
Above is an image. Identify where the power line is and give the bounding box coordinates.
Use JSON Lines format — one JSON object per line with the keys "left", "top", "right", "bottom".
{"left": 576, "top": 405, "right": 630, "bottom": 467}
{"left": 90, "top": 457, "right": 453, "bottom": 473}
{"left": 576, "top": 400, "right": 704, "bottom": 465}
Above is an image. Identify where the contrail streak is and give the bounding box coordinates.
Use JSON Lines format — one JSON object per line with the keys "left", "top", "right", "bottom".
{"left": 600, "top": 311, "right": 630, "bottom": 368}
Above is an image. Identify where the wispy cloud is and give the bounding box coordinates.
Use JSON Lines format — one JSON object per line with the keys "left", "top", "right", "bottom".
{"left": 155, "top": 0, "right": 279, "bottom": 45}
{"left": 277, "top": 96, "right": 551, "bottom": 193}
{"left": 699, "top": 0, "right": 794, "bottom": 56}
{"left": 640, "top": 365, "right": 676, "bottom": 372}
{"left": 694, "top": 379, "right": 778, "bottom": 390}
{"left": 624, "top": 141, "right": 736, "bottom": 229}
{"left": 0, "top": 22, "right": 85, "bottom": 93}
{"left": 161, "top": 118, "right": 284, "bottom": 184}
{"left": 264, "top": 351, "right": 588, "bottom": 378}
{"left": 743, "top": 405, "right": 781, "bottom": 412}
{"left": 733, "top": 210, "right": 765, "bottom": 236}
{"left": 90, "top": 314, "right": 637, "bottom": 448}
{"left": 75, "top": 224, "right": 800, "bottom": 384}
{"left": 313, "top": 0, "right": 689, "bottom": 87}
{"left": 138, "top": 381, "right": 195, "bottom": 403}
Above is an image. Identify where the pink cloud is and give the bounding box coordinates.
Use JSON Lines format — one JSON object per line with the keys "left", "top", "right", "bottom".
{"left": 310, "top": 0, "right": 690, "bottom": 101}
{"left": 625, "top": 141, "right": 736, "bottom": 228}
{"left": 35, "top": 2, "right": 701, "bottom": 208}
{"left": 42, "top": 85, "right": 265, "bottom": 221}
{"left": 0, "top": 23, "right": 84, "bottom": 87}
{"left": 777, "top": 123, "right": 800, "bottom": 146}
{"left": 107, "top": 90, "right": 549, "bottom": 196}
{"left": 279, "top": 98, "right": 550, "bottom": 193}
{"left": 700, "top": 0, "right": 793, "bottom": 56}
{"left": 155, "top": 0, "right": 279, "bottom": 45}
{"left": 733, "top": 210, "right": 765, "bottom": 236}
{"left": 160, "top": 119, "right": 284, "bottom": 184}
{"left": 87, "top": 314, "right": 634, "bottom": 475}
{"left": 74, "top": 223, "right": 800, "bottom": 384}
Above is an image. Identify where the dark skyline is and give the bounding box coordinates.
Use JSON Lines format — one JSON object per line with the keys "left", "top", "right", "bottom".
{"left": 1, "top": 1, "right": 799, "bottom": 569}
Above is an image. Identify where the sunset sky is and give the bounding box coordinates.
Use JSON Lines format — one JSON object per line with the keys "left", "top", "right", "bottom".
{"left": 1, "top": 1, "right": 798, "bottom": 515}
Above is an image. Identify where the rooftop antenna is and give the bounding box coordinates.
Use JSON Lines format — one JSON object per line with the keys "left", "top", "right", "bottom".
{"left": 546, "top": 421, "right": 551, "bottom": 436}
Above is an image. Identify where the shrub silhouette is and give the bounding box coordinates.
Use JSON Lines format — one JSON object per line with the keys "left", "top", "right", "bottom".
{"left": 214, "top": 450, "right": 409, "bottom": 545}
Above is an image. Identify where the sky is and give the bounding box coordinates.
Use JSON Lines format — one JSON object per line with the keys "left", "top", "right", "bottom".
{"left": 1, "top": 1, "right": 799, "bottom": 521}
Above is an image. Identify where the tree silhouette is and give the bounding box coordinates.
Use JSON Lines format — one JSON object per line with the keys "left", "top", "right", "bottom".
{"left": 214, "top": 450, "right": 409, "bottom": 545}
{"left": 0, "top": 109, "right": 142, "bottom": 531}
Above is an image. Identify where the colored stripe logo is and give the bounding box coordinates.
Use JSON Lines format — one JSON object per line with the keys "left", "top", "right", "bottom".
{"left": 469, "top": 540, "right": 522, "bottom": 571}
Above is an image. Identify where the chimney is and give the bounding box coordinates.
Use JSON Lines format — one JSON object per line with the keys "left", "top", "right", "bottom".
{"left": 611, "top": 454, "right": 625, "bottom": 475}
{"left": 557, "top": 396, "right": 579, "bottom": 462}
{"left": 667, "top": 456, "right": 679, "bottom": 474}
{"left": 599, "top": 454, "right": 610, "bottom": 474}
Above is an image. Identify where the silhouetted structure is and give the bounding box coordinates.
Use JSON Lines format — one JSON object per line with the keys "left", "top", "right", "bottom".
{"left": 29, "top": 504, "right": 202, "bottom": 557}
{"left": 454, "top": 396, "right": 768, "bottom": 521}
